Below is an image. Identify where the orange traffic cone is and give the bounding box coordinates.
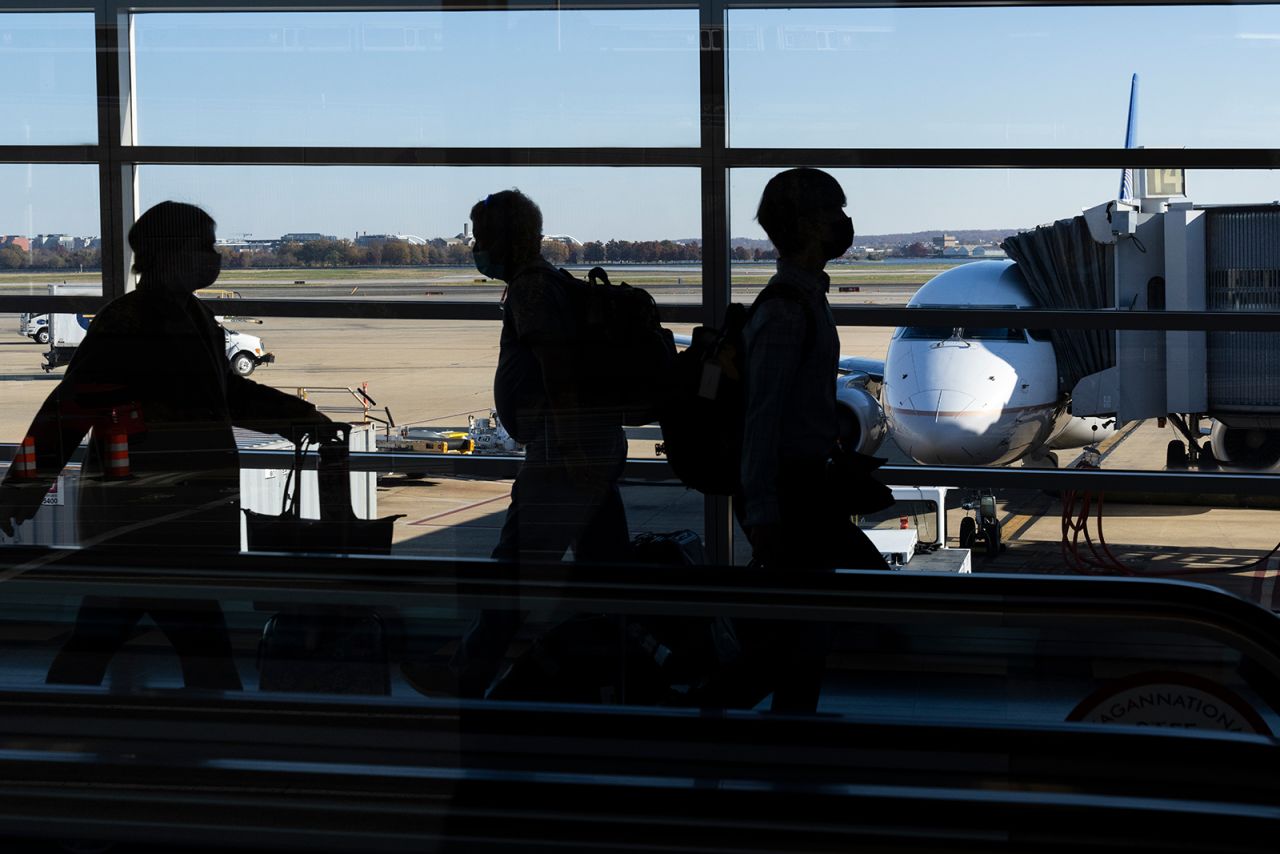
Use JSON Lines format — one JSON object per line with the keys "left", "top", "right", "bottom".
{"left": 12, "top": 436, "right": 37, "bottom": 479}
{"left": 105, "top": 433, "right": 130, "bottom": 479}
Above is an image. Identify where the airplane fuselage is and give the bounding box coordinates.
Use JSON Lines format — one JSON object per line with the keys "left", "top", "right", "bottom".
{"left": 882, "top": 261, "right": 1064, "bottom": 466}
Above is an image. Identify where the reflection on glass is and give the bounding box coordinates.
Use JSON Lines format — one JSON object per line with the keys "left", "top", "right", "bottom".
{"left": 728, "top": 5, "right": 1280, "bottom": 149}
{"left": 132, "top": 10, "right": 699, "bottom": 147}
{"left": 0, "top": 13, "right": 96, "bottom": 145}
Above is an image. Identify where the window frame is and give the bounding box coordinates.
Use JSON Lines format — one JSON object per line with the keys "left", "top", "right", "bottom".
{"left": 4, "top": 0, "right": 1280, "bottom": 563}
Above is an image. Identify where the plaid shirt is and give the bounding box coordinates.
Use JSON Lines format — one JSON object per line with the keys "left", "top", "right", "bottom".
{"left": 739, "top": 261, "right": 841, "bottom": 528}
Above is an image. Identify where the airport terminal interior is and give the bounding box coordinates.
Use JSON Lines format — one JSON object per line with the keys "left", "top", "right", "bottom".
{"left": 2, "top": 1, "right": 1280, "bottom": 851}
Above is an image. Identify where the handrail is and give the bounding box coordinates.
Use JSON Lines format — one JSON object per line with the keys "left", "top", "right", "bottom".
{"left": 0, "top": 690, "right": 1275, "bottom": 853}
{"left": 3, "top": 546, "right": 1280, "bottom": 684}
{"left": 8, "top": 442, "right": 1280, "bottom": 493}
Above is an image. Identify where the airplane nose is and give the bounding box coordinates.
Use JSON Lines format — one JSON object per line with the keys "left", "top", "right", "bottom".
{"left": 908, "top": 389, "right": 978, "bottom": 419}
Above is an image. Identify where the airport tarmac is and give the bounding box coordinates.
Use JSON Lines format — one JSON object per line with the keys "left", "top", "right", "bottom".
{"left": 3, "top": 276, "right": 1279, "bottom": 610}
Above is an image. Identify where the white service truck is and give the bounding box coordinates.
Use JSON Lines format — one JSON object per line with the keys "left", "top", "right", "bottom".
{"left": 17, "top": 282, "right": 96, "bottom": 345}
{"left": 34, "top": 282, "right": 273, "bottom": 375}
{"left": 17, "top": 312, "right": 50, "bottom": 345}
{"left": 41, "top": 310, "right": 274, "bottom": 375}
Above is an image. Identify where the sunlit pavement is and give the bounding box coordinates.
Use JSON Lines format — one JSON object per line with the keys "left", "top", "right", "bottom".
{"left": 6, "top": 305, "right": 1279, "bottom": 610}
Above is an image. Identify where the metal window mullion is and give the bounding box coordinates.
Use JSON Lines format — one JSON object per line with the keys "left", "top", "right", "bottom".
{"left": 94, "top": 1, "right": 134, "bottom": 301}
{"left": 725, "top": 147, "right": 1280, "bottom": 170}
{"left": 828, "top": 306, "right": 1280, "bottom": 332}
{"left": 125, "top": 146, "right": 703, "bottom": 168}
{"left": 0, "top": 146, "right": 98, "bottom": 164}
{"left": 699, "top": 0, "right": 734, "bottom": 565}
{"left": 723, "top": 0, "right": 1280, "bottom": 9}
{"left": 106, "top": 0, "right": 698, "bottom": 11}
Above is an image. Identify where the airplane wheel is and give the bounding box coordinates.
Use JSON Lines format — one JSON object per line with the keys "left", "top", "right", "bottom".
{"left": 984, "top": 519, "right": 1002, "bottom": 558}
{"left": 1166, "top": 440, "right": 1187, "bottom": 469}
{"left": 1199, "top": 442, "right": 1218, "bottom": 470}
{"left": 959, "top": 516, "right": 977, "bottom": 550}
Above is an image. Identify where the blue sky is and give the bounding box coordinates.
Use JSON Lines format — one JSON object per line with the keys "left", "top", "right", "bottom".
{"left": 3, "top": 6, "right": 1280, "bottom": 240}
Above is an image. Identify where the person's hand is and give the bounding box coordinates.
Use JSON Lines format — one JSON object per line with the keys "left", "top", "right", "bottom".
{"left": 0, "top": 482, "right": 45, "bottom": 538}
{"left": 747, "top": 523, "right": 785, "bottom": 568}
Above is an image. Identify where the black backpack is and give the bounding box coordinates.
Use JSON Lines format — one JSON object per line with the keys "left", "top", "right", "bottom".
{"left": 657, "top": 283, "right": 813, "bottom": 495}
{"left": 559, "top": 266, "right": 676, "bottom": 426}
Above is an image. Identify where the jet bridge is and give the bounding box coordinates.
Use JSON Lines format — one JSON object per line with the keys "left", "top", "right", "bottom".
{"left": 1006, "top": 173, "right": 1280, "bottom": 466}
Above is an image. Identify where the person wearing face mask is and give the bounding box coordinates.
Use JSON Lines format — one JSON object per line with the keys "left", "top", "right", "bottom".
{"left": 0, "top": 201, "right": 329, "bottom": 689}
{"left": 730, "top": 168, "right": 888, "bottom": 713}
{"left": 401, "top": 189, "right": 629, "bottom": 700}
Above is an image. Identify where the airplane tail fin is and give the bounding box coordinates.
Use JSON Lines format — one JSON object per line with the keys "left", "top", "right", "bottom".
{"left": 1118, "top": 73, "right": 1139, "bottom": 201}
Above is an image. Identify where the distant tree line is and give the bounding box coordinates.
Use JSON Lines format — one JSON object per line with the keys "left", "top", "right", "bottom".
{"left": 220, "top": 237, "right": 713, "bottom": 268}
{"left": 890, "top": 241, "right": 935, "bottom": 258}
{"left": 0, "top": 245, "right": 102, "bottom": 271}
{"left": 0, "top": 237, "right": 785, "bottom": 272}
{"left": 217, "top": 238, "right": 478, "bottom": 269}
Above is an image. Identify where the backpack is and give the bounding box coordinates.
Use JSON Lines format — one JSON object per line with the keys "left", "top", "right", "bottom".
{"left": 559, "top": 266, "right": 676, "bottom": 427}
{"left": 657, "top": 283, "right": 814, "bottom": 495}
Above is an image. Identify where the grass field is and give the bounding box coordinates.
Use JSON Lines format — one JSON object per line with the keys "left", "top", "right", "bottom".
{"left": 0, "top": 261, "right": 960, "bottom": 291}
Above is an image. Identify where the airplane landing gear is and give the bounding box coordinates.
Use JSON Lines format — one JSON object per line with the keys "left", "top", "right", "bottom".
{"left": 960, "top": 492, "right": 1003, "bottom": 558}
{"left": 1166, "top": 414, "right": 1216, "bottom": 470}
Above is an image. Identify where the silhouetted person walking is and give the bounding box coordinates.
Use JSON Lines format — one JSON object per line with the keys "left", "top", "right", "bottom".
{"left": 446, "top": 189, "right": 629, "bottom": 698}
{"left": 0, "top": 201, "right": 329, "bottom": 689}
{"left": 735, "top": 168, "right": 888, "bottom": 712}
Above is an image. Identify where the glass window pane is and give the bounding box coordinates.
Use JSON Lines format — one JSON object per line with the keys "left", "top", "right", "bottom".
{"left": 132, "top": 10, "right": 699, "bottom": 147}
{"left": 730, "top": 167, "right": 1280, "bottom": 306}
{"left": 727, "top": 5, "right": 1280, "bottom": 149}
{"left": 136, "top": 164, "right": 701, "bottom": 305}
{"left": 0, "top": 13, "right": 97, "bottom": 145}
{"left": 0, "top": 316, "right": 702, "bottom": 556}
{"left": 0, "top": 163, "right": 101, "bottom": 297}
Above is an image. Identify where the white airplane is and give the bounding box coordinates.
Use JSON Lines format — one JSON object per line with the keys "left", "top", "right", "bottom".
{"left": 839, "top": 73, "right": 1140, "bottom": 469}
{"left": 835, "top": 258, "right": 1115, "bottom": 470}
{"left": 707, "top": 75, "right": 1145, "bottom": 552}
{"left": 670, "top": 260, "right": 1116, "bottom": 554}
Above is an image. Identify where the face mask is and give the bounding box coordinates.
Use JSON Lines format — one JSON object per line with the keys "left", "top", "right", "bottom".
{"left": 195, "top": 251, "right": 221, "bottom": 290}
{"left": 473, "top": 249, "right": 506, "bottom": 281}
{"left": 822, "top": 214, "right": 854, "bottom": 260}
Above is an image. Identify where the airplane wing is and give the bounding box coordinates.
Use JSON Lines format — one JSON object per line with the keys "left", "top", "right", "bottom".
{"left": 676, "top": 332, "right": 884, "bottom": 385}
{"left": 838, "top": 356, "right": 885, "bottom": 384}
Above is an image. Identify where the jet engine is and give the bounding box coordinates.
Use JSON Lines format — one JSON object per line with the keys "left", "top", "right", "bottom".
{"left": 836, "top": 376, "right": 889, "bottom": 455}
{"left": 1210, "top": 421, "right": 1280, "bottom": 470}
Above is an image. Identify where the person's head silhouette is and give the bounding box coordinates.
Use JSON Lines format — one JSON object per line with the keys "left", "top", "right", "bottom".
{"left": 129, "top": 201, "right": 221, "bottom": 294}
{"left": 756, "top": 168, "right": 853, "bottom": 269}
{"left": 469, "top": 189, "right": 543, "bottom": 283}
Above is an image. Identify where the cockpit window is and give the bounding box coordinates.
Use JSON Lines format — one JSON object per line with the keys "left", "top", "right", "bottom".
{"left": 901, "top": 327, "right": 952, "bottom": 340}
{"left": 963, "top": 328, "right": 1028, "bottom": 342}
{"left": 899, "top": 327, "right": 1027, "bottom": 342}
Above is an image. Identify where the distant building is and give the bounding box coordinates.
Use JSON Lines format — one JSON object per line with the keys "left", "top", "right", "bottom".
{"left": 215, "top": 238, "right": 275, "bottom": 253}
{"left": 0, "top": 236, "right": 31, "bottom": 252}
{"left": 355, "top": 232, "right": 426, "bottom": 247}
{"left": 35, "top": 234, "right": 75, "bottom": 250}
{"left": 543, "top": 234, "right": 580, "bottom": 247}
{"left": 969, "top": 245, "right": 1008, "bottom": 258}
{"left": 280, "top": 232, "right": 336, "bottom": 243}
{"left": 447, "top": 223, "right": 474, "bottom": 247}
{"left": 942, "top": 245, "right": 971, "bottom": 257}
{"left": 932, "top": 233, "right": 959, "bottom": 250}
